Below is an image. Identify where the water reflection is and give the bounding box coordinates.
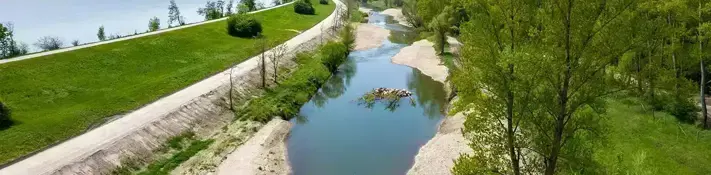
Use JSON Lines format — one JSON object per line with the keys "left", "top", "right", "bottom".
{"left": 406, "top": 69, "right": 447, "bottom": 119}
{"left": 311, "top": 58, "right": 357, "bottom": 108}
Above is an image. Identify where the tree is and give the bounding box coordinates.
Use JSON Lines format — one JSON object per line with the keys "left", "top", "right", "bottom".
{"left": 427, "top": 6, "right": 456, "bottom": 55}
{"left": 226, "top": 0, "right": 234, "bottom": 15}
{"left": 148, "top": 17, "right": 160, "bottom": 32}
{"left": 34, "top": 36, "right": 63, "bottom": 51}
{"left": 198, "top": 1, "right": 224, "bottom": 20}
{"left": 402, "top": 0, "right": 423, "bottom": 27}
{"left": 451, "top": 0, "right": 540, "bottom": 174}
{"left": 71, "top": 40, "right": 80, "bottom": 46}
{"left": 270, "top": 43, "right": 288, "bottom": 84}
{"left": 168, "top": 0, "right": 185, "bottom": 27}
{"left": 416, "top": 0, "right": 449, "bottom": 24}
{"left": 0, "top": 23, "right": 28, "bottom": 59}
{"left": 531, "top": 0, "right": 637, "bottom": 174}
{"left": 695, "top": 0, "right": 711, "bottom": 129}
{"left": 244, "top": 0, "right": 257, "bottom": 12}
{"left": 97, "top": 26, "right": 106, "bottom": 41}
{"left": 237, "top": 3, "right": 250, "bottom": 14}
{"left": 256, "top": 35, "right": 268, "bottom": 89}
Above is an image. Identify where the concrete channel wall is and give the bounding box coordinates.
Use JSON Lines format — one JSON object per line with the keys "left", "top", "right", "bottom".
{"left": 0, "top": 1, "right": 344, "bottom": 174}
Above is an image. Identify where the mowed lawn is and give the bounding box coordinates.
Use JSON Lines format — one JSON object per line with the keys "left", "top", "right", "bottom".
{"left": 0, "top": 2, "right": 335, "bottom": 164}
{"left": 595, "top": 99, "right": 711, "bottom": 174}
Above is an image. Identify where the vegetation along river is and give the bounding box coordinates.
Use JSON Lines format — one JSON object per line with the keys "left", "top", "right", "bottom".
{"left": 286, "top": 11, "right": 448, "bottom": 175}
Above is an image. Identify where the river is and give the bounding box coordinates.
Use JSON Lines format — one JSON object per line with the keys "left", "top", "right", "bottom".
{"left": 286, "top": 11, "right": 448, "bottom": 175}
{"left": 0, "top": 0, "right": 275, "bottom": 52}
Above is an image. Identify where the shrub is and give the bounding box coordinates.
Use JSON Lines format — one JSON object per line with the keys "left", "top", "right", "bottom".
{"left": 226, "top": 14, "right": 263, "bottom": 37}
{"left": 665, "top": 98, "right": 699, "bottom": 124}
{"left": 0, "top": 101, "right": 11, "bottom": 129}
{"left": 340, "top": 25, "right": 355, "bottom": 52}
{"left": 294, "top": 0, "right": 315, "bottom": 15}
{"left": 319, "top": 0, "right": 329, "bottom": 5}
{"left": 320, "top": 41, "right": 348, "bottom": 72}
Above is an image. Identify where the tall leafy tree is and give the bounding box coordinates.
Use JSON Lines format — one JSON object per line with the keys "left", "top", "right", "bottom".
{"left": 168, "top": 0, "right": 185, "bottom": 27}
{"left": 427, "top": 6, "right": 456, "bottom": 55}
{"left": 0, "top": 23, "right": 27, "bottom": 59}
{"left": 451, "top": 0, "right": 540, "bottom": 174}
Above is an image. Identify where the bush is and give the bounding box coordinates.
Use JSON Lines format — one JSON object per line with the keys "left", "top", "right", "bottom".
{"left": 319, "top": 0, "right": 329, "bottom": 5}
{"left": 320, "top": 41, "right": 349, "bottom": 72}
{"left": 294, "top": 0, "right": 315, "bottom": 15}
{"left": 665, "top": 98, "right": 699, "bottom": 124}
{"left": 226, "top": 14, "right": 263, "bottom": 38}
{"left": 0, "top": 101, "right": 11, "bottom": 129}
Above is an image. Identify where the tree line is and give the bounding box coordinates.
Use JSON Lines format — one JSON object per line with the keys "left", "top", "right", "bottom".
{"left": 394, "top": 0, "right": 711, "bottom": 174}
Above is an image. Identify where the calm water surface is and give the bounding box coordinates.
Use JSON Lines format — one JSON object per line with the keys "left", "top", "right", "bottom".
{"left": 287, "top": 12, "right": 448, "bottom": 175}
{"left": 0, "top": 0, "right": 275, "bottom": 51}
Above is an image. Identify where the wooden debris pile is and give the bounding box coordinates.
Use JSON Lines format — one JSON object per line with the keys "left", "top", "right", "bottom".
{"left": 358, "top": 88, "right": 415, "bottom": 110}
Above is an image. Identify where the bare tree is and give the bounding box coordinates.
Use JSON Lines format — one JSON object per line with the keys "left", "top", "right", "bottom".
{"left": 256, "top": 34, "right": 268, "bottom": 89}
{"left": 270, "top": 43, "right": 288, "bottom": 84}
{"left": 34, "top": 36, "right": 63, "bottom": 51}
{"left": 168, "top": 0, "right": 185, "bottom": 27}
{"left": 71, "top": 40, "right": 79, "bottom": 46}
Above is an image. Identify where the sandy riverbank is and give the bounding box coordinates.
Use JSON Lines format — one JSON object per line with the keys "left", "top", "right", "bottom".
{"left": 391, "top": 38, "right": 471, "bottom": 174}
{"left": 407, "top": 112, "right": 472, "bottom": 175}
{"left": 355, "top": 23, "right": 391, "bottom": 50}
{"left": 381, "top": 8, "right": 411, "bottom": 27}
{"left": 215, "top": 118, "right": 292, "bottom": 175}
{"left": 391, "top": 40, "right": 448, "bottom": 83}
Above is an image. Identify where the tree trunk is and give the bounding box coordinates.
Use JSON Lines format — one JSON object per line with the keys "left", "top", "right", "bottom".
{"left": 545, "top": 1, "right": 571, "bottom": 174}
{"left": 506, "top": 65, "right": 521, "bottom": 175}
{"left": 700, "top": 1, "right": 709, "bottom": 129}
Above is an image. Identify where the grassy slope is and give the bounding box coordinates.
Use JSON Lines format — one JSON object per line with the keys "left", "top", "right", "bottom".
{"left": 596, "top": 99, "right": 711, "bottom": 174}
{"left": 0, "top": 3, "right": 335, "bottom": 164}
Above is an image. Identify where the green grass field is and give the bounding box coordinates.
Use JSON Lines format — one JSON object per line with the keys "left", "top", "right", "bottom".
{"left": 0, "top": 3, "right": 335, "bottom": 164}
{"left": 596, "top": 99, "right": 711, "bottom": 174}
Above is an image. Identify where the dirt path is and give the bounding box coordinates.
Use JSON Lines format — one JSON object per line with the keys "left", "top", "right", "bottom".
{"left": 0, "top": 1, "right": 343, "bottom": 174}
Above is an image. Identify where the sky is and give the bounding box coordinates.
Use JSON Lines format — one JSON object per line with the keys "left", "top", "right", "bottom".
{"left": 0, "top": 0, "right": 275, "bottom": 52}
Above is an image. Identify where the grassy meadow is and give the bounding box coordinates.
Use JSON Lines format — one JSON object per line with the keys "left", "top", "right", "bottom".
{"left": 595, "top": 99, "right": 711, "bottom": 174}
{"left": 0, "top": 2, "right": 335, "bottom": 164}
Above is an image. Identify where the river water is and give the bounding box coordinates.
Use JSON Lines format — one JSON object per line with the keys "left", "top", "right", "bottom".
{"left": 0, "top": 0, "right": 275, "bottom": 52}
{"left": 286, "top": 12, "right": 447, "bottom": 175}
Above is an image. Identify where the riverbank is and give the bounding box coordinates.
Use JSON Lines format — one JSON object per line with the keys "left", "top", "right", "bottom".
{"left": 215, "top": 118, "right": 292, "bottom": 175}
{"left": 355, "top": 23, "right": 391, "bottom": 50}
{"left": 389, "top": 37, "right": 470, "bottom": 174}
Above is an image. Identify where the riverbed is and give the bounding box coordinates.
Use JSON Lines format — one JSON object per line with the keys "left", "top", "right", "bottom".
{"left": 286, "top": 12, "right": 448, "bottom": 175}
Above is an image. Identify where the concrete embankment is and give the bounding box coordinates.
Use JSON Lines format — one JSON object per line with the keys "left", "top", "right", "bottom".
{"left": 0, "top": 1, "right": 343, "bottom": 174}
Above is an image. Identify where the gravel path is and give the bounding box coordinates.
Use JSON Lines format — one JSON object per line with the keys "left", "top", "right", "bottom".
{"left": 0, "top": 1, "right": 341, "bottom": 174}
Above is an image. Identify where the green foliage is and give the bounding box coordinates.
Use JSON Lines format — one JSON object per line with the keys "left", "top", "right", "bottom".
{"left": 320, "top": 41, "right": 348, "bottom": 72}
{"left": 237, "top": 40, "right": 350, "bottom": 122}
{"left": 0, "top": 23, "right": 28, "bottom": 59}
{"left": 340, "top": 25, "right": 356, "bottom": 51}
{"left": 168, "top": 0, "right": 185, "bottom": 27}
{"left": 401, "top": 0, "right": 423, "bottom": 27}
{"left": 0, "top": 3, "right": 335, "bottom": 164}
{"left": 97, "top": 26, "right": 106, "bottom": 41}
{"left": 148, "top": 17, "right": 161, "bottom": 32}
{"left": 427, "top": 6, "right": 455, "bottom": 55}
{"left": 226, "top": 14, "right": 263, "bottom": 37}
{"left": 198, "top": 1, "right": 225, "bottom": 20}
{"left": 243, "top": 0, "right": 257, "bottom": 12}
{"left": 138, "top": 139, "right": 214, "bottom": 175}
{"left": 166, "top": 132, "right": 195, "bottom": 150}
{"left": 594, "top": 99, "right": 711, "bottom": 174}
{"left": 319, "top": 0, "right": 328, "bottom": 5}
{"left": 0, "top": 101, "right": 11, "bottom": 130}
{"left": 294, "top": 0, "right": 316, "bottom": 15}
